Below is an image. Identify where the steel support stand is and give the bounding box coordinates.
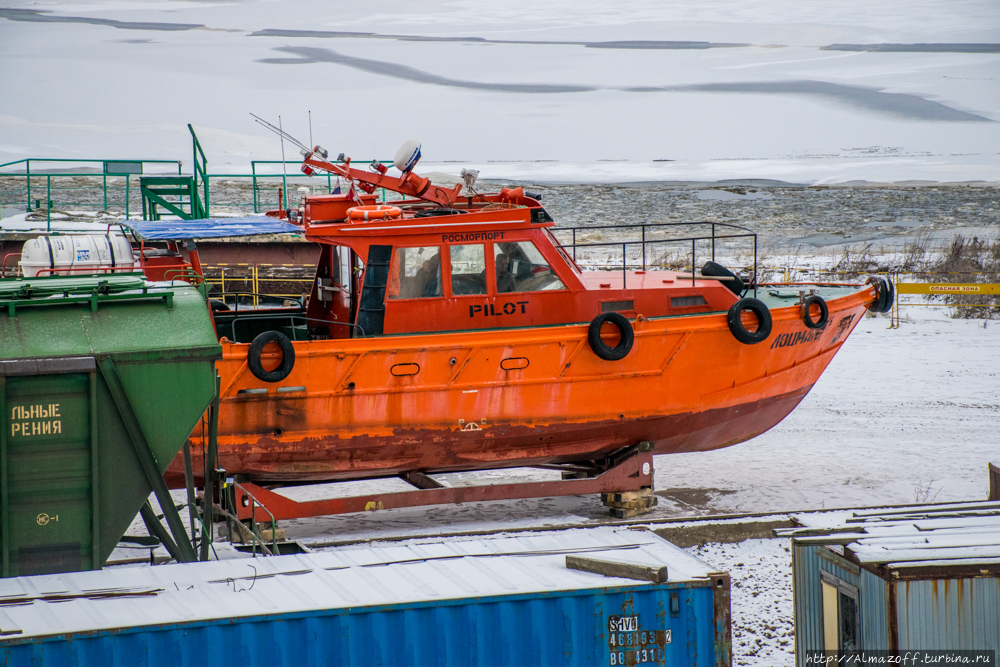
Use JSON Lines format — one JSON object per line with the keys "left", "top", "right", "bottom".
{"left": 233, "top": 442, "right": 656, "bottom": 523}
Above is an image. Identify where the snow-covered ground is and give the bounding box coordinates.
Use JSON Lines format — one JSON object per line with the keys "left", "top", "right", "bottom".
{"left": 688, "top": 538, "right": 795, "bottom": 667}
{"left": 1, "top": 0, "right": 999, "bottom": 183}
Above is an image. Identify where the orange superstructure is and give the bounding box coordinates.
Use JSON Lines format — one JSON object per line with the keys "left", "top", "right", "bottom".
{"left": 157, "top": 144, "right": 893, "bottom": 519}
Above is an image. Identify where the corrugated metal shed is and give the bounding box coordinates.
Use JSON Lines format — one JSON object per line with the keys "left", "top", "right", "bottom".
{"left": 780, "top": 501, "right": 1000, "bottom": 663}
{"left": 0, "top": 527, "right": 731, "bottom": 667}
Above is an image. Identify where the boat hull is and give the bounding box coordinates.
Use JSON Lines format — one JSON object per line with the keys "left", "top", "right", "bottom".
{"left": 167, "top": 285, "right": 873, "bottom": 487}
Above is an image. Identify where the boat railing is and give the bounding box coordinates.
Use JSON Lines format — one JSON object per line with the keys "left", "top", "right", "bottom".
{"left": 552, "top": 220, "right": 757, "bottom": 294}
{"left": 219, "top": 311, "right": 366, "bottom": 341}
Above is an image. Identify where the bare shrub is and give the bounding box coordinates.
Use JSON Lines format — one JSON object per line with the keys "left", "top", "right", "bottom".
{"left": 926, "top": 236, "right": 1000, "bottom": 319}
{"left": 831, "top": 243, "right": 885, "bottom": 280}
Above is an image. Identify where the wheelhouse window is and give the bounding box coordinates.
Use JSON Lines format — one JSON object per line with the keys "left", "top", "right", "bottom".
{"left": 496, "top": 240, "right": 566, "bottom": 292}
{"left": 450, "top": 244, "right": 487, "bottom": 295}
{"left": 386, "top": 246, "right": 441, "bottom": 299}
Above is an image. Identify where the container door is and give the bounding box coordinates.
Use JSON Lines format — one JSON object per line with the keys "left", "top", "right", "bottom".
{"left": 1, "top": 359, "right": 98, "bottom": 577}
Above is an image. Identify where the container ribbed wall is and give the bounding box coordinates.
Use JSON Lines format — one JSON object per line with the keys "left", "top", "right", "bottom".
{"left": 897, "top": 577, "right": 1000, "bottom": 651}
{"left": 1, "top": 584, "right": 725, "bottom": 667}
{"left": 859, "top": 567, "right": 889, "bottom": 649}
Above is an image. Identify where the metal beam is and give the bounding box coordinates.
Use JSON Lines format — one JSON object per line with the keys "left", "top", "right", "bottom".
{"left": 182, "top": 441, "right": 199, "bottom": 554}
{"left": 139, "top": 501, "right": 184, "bottom": 564}
{"left": 98, "top": 356, "right": 197, "bottom": 562}
{"left": 200, "top": 381, "right": 220, "bottom": 562}
{"left": 234, "top": 445, "right": 654, "bottom": 522}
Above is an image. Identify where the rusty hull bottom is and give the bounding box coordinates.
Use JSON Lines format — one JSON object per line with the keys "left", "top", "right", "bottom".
{"left": 166, "top": 385, "right": 812, "bottom": 489}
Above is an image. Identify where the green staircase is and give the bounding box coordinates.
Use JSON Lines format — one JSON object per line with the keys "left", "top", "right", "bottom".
{"left": 140, "top": 176, "right": 205, "bottom": 220}
{"left": 140, "top": 124, "right": 210, "bottom": 221}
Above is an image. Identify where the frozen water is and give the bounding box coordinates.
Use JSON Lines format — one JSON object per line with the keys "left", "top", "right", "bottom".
{"left": 0, "top": 0, "right": 998, "bottom": 183}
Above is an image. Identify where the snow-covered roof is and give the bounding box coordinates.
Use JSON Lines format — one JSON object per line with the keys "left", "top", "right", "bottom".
{"left": 0, "top": 527, "right": 717, "bottom": 640}
{"left": 778, "top": 501, "right": 1000, "bottom": 575}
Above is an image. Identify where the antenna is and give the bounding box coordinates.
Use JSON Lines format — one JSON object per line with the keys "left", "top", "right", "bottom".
{"left": 251, "top": 112, "right": 310, "bottom": 153}
{"left": 279, "top": 115, "right": 288, "bottom": 209}
{"left": 309, "top": 110, "right": 313, "bottom": 148}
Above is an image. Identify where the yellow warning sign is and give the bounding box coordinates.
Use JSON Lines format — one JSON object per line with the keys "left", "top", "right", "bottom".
{"left": 896, "top": 283, "right": 1000, "bottom": 295}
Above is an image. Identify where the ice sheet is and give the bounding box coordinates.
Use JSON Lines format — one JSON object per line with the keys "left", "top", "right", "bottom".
{"left": 1, "top": 0, "right": 997, "bottom": 183}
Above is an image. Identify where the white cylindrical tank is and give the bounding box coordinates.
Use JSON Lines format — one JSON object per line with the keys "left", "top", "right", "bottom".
{"left": 20, "top": 233, "right": 136, "bottom": 278}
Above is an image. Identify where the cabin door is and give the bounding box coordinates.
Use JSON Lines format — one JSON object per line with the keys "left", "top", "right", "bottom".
{"left": 308, "top": 244, "right": 357, "bottom": 339}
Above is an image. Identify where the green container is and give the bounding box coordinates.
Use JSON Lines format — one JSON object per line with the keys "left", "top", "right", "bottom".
{"left": 0, "top": 273, "right": 220, "bottom": 577}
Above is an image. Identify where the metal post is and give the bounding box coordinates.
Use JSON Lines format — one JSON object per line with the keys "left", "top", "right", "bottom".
{"left": 253, "top": 265, "right": 259, "bottom": 307}
{"left": 642, "top": 225, "right": 647, "bottom": 271}
{"left": 200, "top": 376, "right": 219, "bottom": 561}
{"left": 46, "top": 175, "right": 51, "bottom": 231}
{"left": 25, "top": 160, "right": 30, "bottom": 212}
{"left": 622, "top": 243, "right": 627, "bottom": 289}
{"left": 125, "top": 176, "right": 130, "bottom": 221}
{"left": 691, "top": 240, "right": 695, "bottom": 286}
{"left": 753, "top": 236, "right": 758, "bottom": 298}
{"left": 572, "top": 229, "right": 577, "bottom": 262}
{"left": 182, "top": 441, "right": 199, "bottom": 552}
{"left": 89, "top": 371, "right": 100, "bottom": 571}
{"left": 103, "top": 173, "right": 108, "bottom": 212}
{"left": 711, "top": 223, "right": 716, "bottom": 261}
{"left": 252, "top": 163, "right": 258, "bottom": 213}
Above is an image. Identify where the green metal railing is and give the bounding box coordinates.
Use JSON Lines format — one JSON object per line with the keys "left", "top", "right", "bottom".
{"left": 1, "top": 155, "right": 396, "bottom": 224}
{"left": 0, "top": 158, "right": 182, "bottom": 229}
{"left": 189, "top": 124, "right": 209, "bottom": 218}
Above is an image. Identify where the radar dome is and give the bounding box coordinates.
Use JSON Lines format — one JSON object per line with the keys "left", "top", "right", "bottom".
{"left": 393, "top": 140, "right": 422, "bottom": 173}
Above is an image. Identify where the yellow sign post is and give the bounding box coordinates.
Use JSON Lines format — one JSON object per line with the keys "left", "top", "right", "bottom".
{"left": 891, "top": 280, "right": 1000, "bottom": 327}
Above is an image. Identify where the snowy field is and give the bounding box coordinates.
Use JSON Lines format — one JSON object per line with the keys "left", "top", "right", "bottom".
{"left": 1, "top": 0, "right": 999, "bottom": 184}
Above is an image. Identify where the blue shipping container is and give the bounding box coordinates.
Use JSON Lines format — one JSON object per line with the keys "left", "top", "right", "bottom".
{"left": 0, "top": 527, "right": 731, "bottom": 666}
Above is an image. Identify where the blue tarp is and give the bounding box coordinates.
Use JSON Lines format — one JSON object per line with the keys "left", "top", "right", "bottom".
{"left": 122, "top": 217, "right": 301, "bottom": 240}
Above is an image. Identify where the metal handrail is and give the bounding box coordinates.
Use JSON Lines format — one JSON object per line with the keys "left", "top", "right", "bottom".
{"left": 221, "top": 312, "right": 366, "bottom": 340}
{"left": 214, "top": 291, "right": 303, "bottom": 311}
{"left": 0, "top": 158, "right": 183, "bottom": 224}
{"left": 230, "top": 481, "right": 278, "bottom": 557}
{"left": 552, "top": 221, "right": 758, "bottom": 295}
{"left": 1, "top": 253, "right": 21, "bottom": 278}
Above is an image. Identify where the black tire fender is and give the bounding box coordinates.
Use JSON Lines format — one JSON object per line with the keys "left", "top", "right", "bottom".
{"left": 588, "top": 312, "right": 634, "bottom": 361}
{"left": 866, "top": 277, "right": 886, "bottom": 312}
{"left": 248, "top": 331, "right": 296, "bottom": 383}
{"left": 701, "top": 260, "right": 745, "bottom": 296}
{"left": 880, "top": 277, "right": 895, "bottom": 313}
{"left": 866, "top": 276, "right": 895, "bottom": 313}
{"left": 801, "top": 295, "right": 829, "bottom": 329}
{"left": 727, "top": 298, "right": 773, "bottom": 345}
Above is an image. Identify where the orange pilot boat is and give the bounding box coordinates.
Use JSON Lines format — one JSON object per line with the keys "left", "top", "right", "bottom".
{"left": 140, "top": 141, "right": 893, "bottom": 520}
